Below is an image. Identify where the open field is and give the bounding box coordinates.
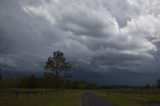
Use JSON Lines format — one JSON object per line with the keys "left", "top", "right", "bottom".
{"left": 1, "top": 89, "right": 160, "bottom": 106}
{"left": 0, "top": 89, "right": 82, "bottom": 106}
{"left": 95, "top": 89, "right": 160, "bottom": 106}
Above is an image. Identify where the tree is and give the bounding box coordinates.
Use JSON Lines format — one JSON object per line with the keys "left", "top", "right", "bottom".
{"left": 144, "top": 84, "right": 151, "bottom": 89}
{"left": 156, "top": 79, "right": 160, "bottom": 89}
{"left": 19, "top": 76, "right": 29, "bottom": 88}
{"left": 28, "top": 74, "right": 38, "bottom": 89}
{"left": 0, "top": 67, "right": 2, "bottom": 80}
{"left": 44, "top": 51, "right": 71, "bottom": 91}
{"left": 0, "top": 68, "right": 2, "bottom": 88}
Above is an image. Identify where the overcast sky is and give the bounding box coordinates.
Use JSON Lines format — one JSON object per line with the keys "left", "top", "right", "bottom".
{"left": 1, "top": 0, "right": 160, "bottom": 85}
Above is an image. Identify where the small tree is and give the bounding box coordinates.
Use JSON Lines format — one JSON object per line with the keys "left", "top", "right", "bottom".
{"left": 156, "top": 79, "right": 160, "bottom": 89}
{"left": 0, "top": 68, "right": 2, "bottom": 80}
{"left": 28, "top": 74, "right": 38, "bottom": 89}
{"left": 44, "top": 51, "right": 71, "bottom": 91}
{"left": 19, "top": 76, "right": 29, "bottom": 88}
{"left": 0, "top": 68, "right": 2, "bottom": 88}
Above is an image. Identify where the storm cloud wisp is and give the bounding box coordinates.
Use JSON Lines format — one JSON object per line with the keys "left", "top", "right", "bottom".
{"left": 1, "top": 0, "right": 160, "bottom": 84}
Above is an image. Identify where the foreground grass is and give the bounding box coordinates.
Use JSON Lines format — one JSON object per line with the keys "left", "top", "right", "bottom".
{"left": 0, "top": 90, "right": 82, "bottom": 106}
{"left": 95, "top": 89, "right": 160, "bottom": 106}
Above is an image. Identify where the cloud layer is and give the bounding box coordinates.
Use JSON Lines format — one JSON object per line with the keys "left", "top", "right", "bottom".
{"left": 1, "top": 0, "right": 160, "bottom": 84}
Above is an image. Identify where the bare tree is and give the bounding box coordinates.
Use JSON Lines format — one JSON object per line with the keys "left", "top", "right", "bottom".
{"left": 44, "top": 51, "right": 71, "bottom": 91}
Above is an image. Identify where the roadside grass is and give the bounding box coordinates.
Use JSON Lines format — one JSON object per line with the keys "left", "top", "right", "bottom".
{"left": 95, "top": 89, "right": 160, "bottom": 106}
{"left": 0, "top": 90, "right": 82, "bottom": 106}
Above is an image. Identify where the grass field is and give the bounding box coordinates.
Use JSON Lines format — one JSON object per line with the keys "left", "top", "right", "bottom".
{"left": 95, "top": 89, "right": 160, "bottom": 106}
{"left": 0, "top": 89, "right": 82, "bottom": 106}
{"left": 1, "top": 89, "right": 160, "bottom": 106}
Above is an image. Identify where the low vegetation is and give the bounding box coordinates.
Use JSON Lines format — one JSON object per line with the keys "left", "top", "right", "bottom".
{"left": 0, "top": 89, "right": 82, "bottom": 106}
{"left": 95, "top": 89, "right": 160, "bottom": 106}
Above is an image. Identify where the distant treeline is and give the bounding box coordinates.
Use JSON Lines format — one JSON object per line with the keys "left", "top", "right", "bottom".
{"left": 0, "top": 73, "right": 98, "bottom": 89}
{"left": 99, "top": 84, "right": 155, "bottom": 89}
{"left": 99, "top": 79, "right": 160, "bottom": 89}
{"left": 1, "top": 73, "right": 160, "bottom": 90}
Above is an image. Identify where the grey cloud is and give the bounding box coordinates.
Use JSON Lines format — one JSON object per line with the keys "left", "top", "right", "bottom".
{"left": 1, "top": 0, "right": 160, "bottom": 84}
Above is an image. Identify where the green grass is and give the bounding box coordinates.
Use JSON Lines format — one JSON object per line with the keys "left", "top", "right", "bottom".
{"left": 95, "top": 89, "right": 160, "bottom": 106}
{"left": 0, "top": 90, "right": 82, "bottom": 106}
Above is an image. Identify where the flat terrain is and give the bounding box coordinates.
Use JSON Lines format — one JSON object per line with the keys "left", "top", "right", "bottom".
{"left": 0, "top": 89, "right": 82, "bottom": 106}
{"left": 95, "top": 89, "right": 160, "bottom": 106}
{"left": 82, "top": 91, "right": 115, "bottom": 106}
{"left": 1, "top": 89, "right": 160, "bottom": 106}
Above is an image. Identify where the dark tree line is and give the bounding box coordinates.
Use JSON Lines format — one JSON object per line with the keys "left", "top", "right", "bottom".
{"left": 1, "top": 73, "right": 160, "bottom": 90}
{"left": 0, "top": 74, "right": 98, "bottom": 89}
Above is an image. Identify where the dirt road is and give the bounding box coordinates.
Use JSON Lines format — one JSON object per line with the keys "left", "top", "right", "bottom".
{"left": 82, "top": 91, "right": 115, "bottom": 106}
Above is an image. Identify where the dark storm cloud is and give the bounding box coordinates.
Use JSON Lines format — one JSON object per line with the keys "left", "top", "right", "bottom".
{"left": 1, "top": 0, "right": 160, "bottom": 84}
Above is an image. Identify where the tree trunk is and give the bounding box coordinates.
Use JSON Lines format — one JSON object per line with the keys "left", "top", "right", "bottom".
{"left": 55, "top": 70, "right": 58, "bottom": 92}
